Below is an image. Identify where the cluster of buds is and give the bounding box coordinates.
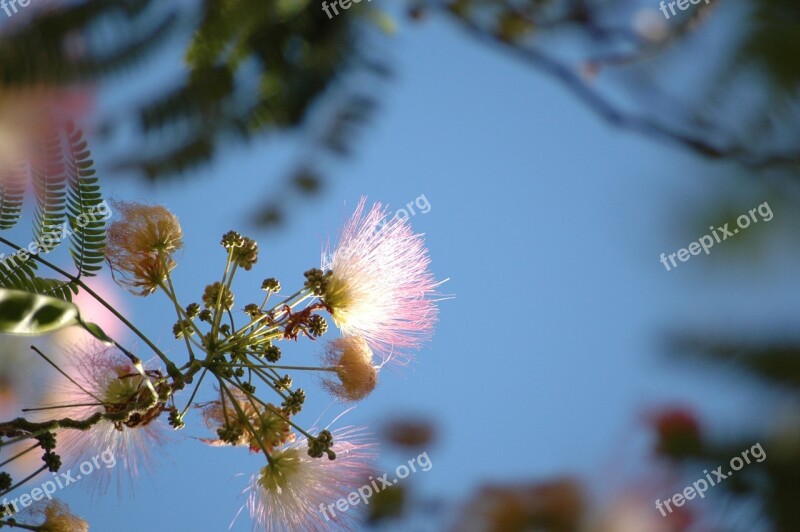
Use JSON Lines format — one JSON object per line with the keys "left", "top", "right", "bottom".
{"left": 0, "top": 197, "right": 441, "bottom": 531}
{"left": 200, "top": 389, "right": 294, "bottom": 453}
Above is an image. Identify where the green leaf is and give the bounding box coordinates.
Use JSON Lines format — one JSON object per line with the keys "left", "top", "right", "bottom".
{"left": 0, "top": 288, "right": 114, "bottom": 343}
{"left": 0, "top": 288, "right": 80, "bottom": 335}
{"left": 31, "top": 125, "right": 68, "bottom": 255}
{"left": 64, "top": 122, "right": 108, "bottom": 278}
{"left": 0, "top": 165, "right": 26, "bottom": 231}
{"left": 79, "top": 320, "right": 114, "bottom": 346}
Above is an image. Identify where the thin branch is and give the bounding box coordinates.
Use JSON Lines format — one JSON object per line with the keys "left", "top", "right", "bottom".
{"left": 442, "top": 9, "right": 800, "bottom": 170}
{"left": 0, "top": 236, "right": 179, "bottom": 379}
{"left": 0, "top": 444, "right": 39, "bottom": 468}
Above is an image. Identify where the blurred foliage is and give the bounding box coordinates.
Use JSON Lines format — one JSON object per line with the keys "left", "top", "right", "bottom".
{"left": 129, "top": 0, "right": 380, "bottom": 179}
{"left": 0, "top": 0, "right": 388, "bottom": 226}
{"left": 0, "top": 0, "right": 797, "bottom": 226}
{"left": 665, "top": 335, "right": 800, "bottom": 530}
{"left": 422, "top": 0, "right": 800, "bottom": 169}
{"left": 383, "top": 417, "right": 437, "bottom": 449}
{"left": 0, "top": 0, "right": 176, "bottom": 85}
{"left": 0, "top": 120, "right": 107, "bottom": 302}
{"left": 739, "top": 0, "right": 800, "bottom": 93}
{"left": 366, "top": 485, "right": 408, "bottom": 526}
{"left": 677, "top": 336, "right": 800, "bottom": 393}
{"left": 455, "top": 480, "right": 587, "bottom": 532}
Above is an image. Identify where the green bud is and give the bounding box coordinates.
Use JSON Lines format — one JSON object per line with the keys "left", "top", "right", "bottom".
{"left": 261, "top": 278, "right": 281, "bottom": 292}
{"left": 307, "top": 315, "right": 328, "bottom": 337}
{"left": 185, "top": 303, "right": 201, "bottom": 319}
{"left": 281, "top": 388, "right": 305, "bottom": 415}
{"left": 221, "top": 231, "right": 244, "bottom": 249}
{"left": 168, "top": 408, "right": 185, "bottom": 430}
{"left": 276, "top": 375, "right": 292, "bottom": 391}
{"left": 203, "top": 282, "right": 234, "bottom": 310}
{"left": 43, "top": 451, "right": 61, "bottom": 472}
{"left": 232, "top": 237, "right": 258, "bottom": 271}
{"left": 264, "top": 345, "right": 281, "bottom": 363}
{"left": 244, "top": 303, "right": 262, "bottom": 318}
{"left": 303, "top": 268, "right": 330, "bottom": 296}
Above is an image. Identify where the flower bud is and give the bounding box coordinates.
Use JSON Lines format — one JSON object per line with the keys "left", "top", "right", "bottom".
{"left": 105, "top": 201, "right": 182, "bottom": 296}
{"left": 323, "top": 337, "right": 378, "bottom": 402}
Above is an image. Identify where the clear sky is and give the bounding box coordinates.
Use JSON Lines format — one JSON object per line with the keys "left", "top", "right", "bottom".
{"left": 11, "top": 9, "right": 798, "bottom": 531}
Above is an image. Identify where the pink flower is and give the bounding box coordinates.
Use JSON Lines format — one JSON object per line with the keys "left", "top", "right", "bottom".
{"left": 320, "top": 198, "right": 440, "bottom": 364}
{"left": 41, "top": 345, "right": 166, "bottom": 493}
{"left": 243, "top": 427, "right": 376, "bottom": 531}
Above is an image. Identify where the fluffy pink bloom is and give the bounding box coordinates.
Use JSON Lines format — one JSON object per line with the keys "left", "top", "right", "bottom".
{"left": 321, "top": 197, "right": 439, "bottom": 364}
{"left": 40, "top": 345, "right": 165, "bottom": 493}
{"left": 243, "top": 427, "right": 376, "bottom": 531}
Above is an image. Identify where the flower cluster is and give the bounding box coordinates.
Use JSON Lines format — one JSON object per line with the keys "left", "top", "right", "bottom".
{"left": 0, "top": 197, "right": 441, "bottom": 530}
{"left": 38, "top": 346, "right": 168, "bottom": 493}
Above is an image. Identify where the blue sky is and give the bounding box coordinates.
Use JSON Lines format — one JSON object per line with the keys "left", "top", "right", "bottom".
{"left": 5, "top": 8, "right": 798, "bottom": 531}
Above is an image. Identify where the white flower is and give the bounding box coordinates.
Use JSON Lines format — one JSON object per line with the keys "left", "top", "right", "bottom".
{"left": 244, "top": 427, "right": 376, "bottom": 531}
{"left": 321, "top": 197, "right": 440, "bottom": 364}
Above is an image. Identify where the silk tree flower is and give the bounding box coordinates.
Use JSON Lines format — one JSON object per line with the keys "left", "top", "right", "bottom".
{"left": 106, "top": 201, "right": 183, "bottom": 296}
{"left": 244, "top": 427, "right": 376, "bottom": 531}
{"left": 317, "top": 197, "right": 439, "bottom": 364}
{"left": 322, "top": 336, "right": 378, "bottom": 402}
{"left": 41, "top": 345, "right": 166, "bottom": 493}
{"left": 26, "top": 500, "right": 89, "bottom": 532}
{"left": 200, "top": 389, "right": 294, "bottom": 452}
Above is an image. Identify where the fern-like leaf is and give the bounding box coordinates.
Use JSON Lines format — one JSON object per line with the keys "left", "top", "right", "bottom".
{"left": 31, "top": 125, "right": 68, "bottom": 253}
{"left": 64, "top": 122, "right": 106, "bottom": 278}
{"left": 1, "top": 276, "right": 78, "bottom": 302}
{"left": 0, "top": 255, "right": 38, "bottom": 289}
{"left": 0, "top": 163, "right": 26, "bottom": 230}
{"left": 0, "top": 122, "right": 107, "bottom": 298}
{"left": 0, "top": 163, "right": 39, "bottom": 286}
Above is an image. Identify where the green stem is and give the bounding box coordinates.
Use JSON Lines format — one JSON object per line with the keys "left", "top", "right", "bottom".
{"left": 180, "top": 368, "right": 208, "bottom": 418}
{"left": 211, "top": 249, "right": 234, "bottom": 340}
{"left": 161, "top": 265, "right": 202, "bottom": 362}
{"left": 221, "top": 363, "right": 337, "bottom": 372}
{"left": 216, "top": 330, "right": 282, "bottom": 355}
{"left": 217, "top": 379, "right": 273, "bottom": 465}
{"left": 228, "top": 289, "right": 308, "bottom": 340}
{"left": 221, "top": 375, "right": 315, "bottom": 442}
{"left": 243, "top": 367, "right": 288, "bottom": 401}
{"left": 249, "top": 293, "right": 312, "bottom": 340}
{"left": 0, "top": 237, "right": 177, "bottom": 377}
